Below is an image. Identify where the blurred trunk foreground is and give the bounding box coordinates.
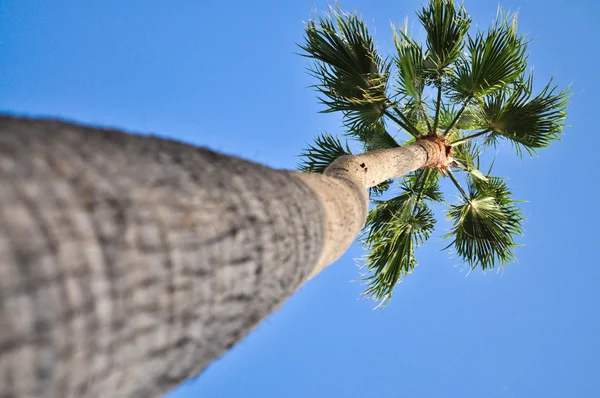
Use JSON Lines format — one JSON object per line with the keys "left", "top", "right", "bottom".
{"left": 0, "top": 116, "right": 442, "bottom": 397}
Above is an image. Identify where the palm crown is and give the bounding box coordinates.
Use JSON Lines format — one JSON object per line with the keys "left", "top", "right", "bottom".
{"left": 298, "top": 0, "right": 569, "bottom": 305}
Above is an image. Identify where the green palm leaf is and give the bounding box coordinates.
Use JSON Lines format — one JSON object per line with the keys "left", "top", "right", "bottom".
{"left": 300, "top": 8, "right": 390, "bottom": 129}
{"left": 298, "top": 133, "right": 351, "bottom": 173}
{"left": 400, "top": 169, "right": 444, "bottom": 203}
{"left": 363, "top": 200, "right": 436, "bottom": 304}
{"left": 445, "top": 177, "right": 523, "bottom": 270}
{"left": 449, "top": 10, "right": 527, "bottom": 101}
{"left": 452, "top": 140, "right": 488, "bottom": 181}
{"left": 362, "top": 169, "right": 442, "bottom": 303}
{"left": 393, "top": 24, "right": 426, "bottom": 100}
{"left": 479, "top": 75, "right": 569, "bottom": 154}
{"left": 439, "top": 103, "right": 485, "bottom": 132}
{"left": 417, "top": 0, "right": 471, "bottom": 73}
{"left": 346, "top": 122, "right": 399, "bottom": 151}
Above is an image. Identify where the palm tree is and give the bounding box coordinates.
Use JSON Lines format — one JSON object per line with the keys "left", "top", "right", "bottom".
{"left": 299, "top": 0, "right": 569, "bottom": 305}
{"left": 0, "top": 115, "right": 442, "bottom": 397}
{"left": 0, "top": 1, "right": 567, "bottom": 397}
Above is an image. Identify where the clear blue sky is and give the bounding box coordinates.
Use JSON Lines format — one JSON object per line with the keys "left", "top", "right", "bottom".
{"left": 1, "top": 1, "right": 598, "bottom": 397}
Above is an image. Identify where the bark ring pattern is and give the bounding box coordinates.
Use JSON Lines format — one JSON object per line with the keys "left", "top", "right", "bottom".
{"left": 417, "top": 134, "right": 453, "bottom": 173}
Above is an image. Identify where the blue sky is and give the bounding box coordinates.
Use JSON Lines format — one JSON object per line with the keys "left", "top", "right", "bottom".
{"left": 1, "top": 1, "right": 599, "bottom": 397}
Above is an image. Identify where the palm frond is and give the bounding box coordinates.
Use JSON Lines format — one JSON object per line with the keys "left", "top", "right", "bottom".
{"left": 444, "top": 176, "right": 523, "bottom": 270}
{"left": 300, "top": 8, "right": 390, "bottom": 129}
{"left": 417, "top": 0, "right": 471, "bottom": 73}
{"left": 298, "top": 133, "right": 351, "bottom": 173}
{"left": 404, "top": 98, "right": 432, "bottom": 132}
{"left": 479, "top": 74, "right": 569, "bottom": 155}
{"left": 452, "top": 140, "right": 488, "bottom": 181}
{"left": 438, "top": 102, "right": 485, "bottom": 133}
{"left": 392, "top": 23, "right": 426, "bottom": 100}
{"left": 400, "top": 169, "right": 444, "bottom": 203}
{"left": 362, "top": 169, "right": 442, "bottom": 303}
{"left": 363, "top": 200, "right": 435, "bottom": 304}
{"left": 345, "top": 122, "right": 400, "bottom": 151}
{"left": 449, "top": 9, "right": 527, "bottom": 101}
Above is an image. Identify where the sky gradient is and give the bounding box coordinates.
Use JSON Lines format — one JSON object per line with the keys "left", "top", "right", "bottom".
{"left": 1, "top": 1, "right": 599, "bottom": 397}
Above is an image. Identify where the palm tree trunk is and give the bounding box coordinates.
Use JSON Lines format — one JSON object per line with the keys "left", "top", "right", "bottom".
{"left": 0, "top": 116, "right": 442, "bottom": 397}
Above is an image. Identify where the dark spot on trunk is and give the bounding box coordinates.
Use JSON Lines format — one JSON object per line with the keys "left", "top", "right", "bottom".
{"left": 360, "top": 163, "right": 366, "bottom": 168}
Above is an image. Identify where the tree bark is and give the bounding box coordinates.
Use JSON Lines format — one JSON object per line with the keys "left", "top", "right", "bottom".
{"left": 0, "top": 116, "right": 441, "bottom": 397}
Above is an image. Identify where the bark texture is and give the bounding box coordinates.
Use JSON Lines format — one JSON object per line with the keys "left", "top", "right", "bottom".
{"left": 323, "top": 143, "right": 432, "bottom": 188}
{"left": 0, "top": 116, "right": 441, "bottom": 397}
{"left": 0, "top": 117, "right": 327, "bottom": 397}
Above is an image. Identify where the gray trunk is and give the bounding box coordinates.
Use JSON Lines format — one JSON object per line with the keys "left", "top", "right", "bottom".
{"left": 0, "top": 116, "right": 438, "bottom": 397}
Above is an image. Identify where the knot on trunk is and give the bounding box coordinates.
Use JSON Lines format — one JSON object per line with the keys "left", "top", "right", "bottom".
{"left": 417, "top": 133, "right": 453, "bottom": 175}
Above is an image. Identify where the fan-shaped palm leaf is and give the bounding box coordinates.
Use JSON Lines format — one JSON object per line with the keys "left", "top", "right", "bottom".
{"left": 449, "top": 10, "right": 527, "bottom": 101}
{"left": 452, "top": 140, "right": 488, "bottom": 181}
{"left": 417, "top": 0, "right": 471, "bottom": 73}
{"left": 393, "top": 24, "right": 426, "bottom": 100}
{"left": 298, "top": 133, "right": 351, "bottom": 173}
{"left": 439, "top": 102, "right": 485, "bottom": 133}
{"left": 362, "top": 169, "right": 442, "bottom": 302}
{"left": 363, "top": 200, "right": 435, "bottom": 304}
{"left": 445, "top": 177, "right": 523, "bottom": 270}
{"left": 300, "top": 8, "right": 390, "bottom": 130}
{"left": 479, "top": 75, "right": 569, "bottom": 154}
